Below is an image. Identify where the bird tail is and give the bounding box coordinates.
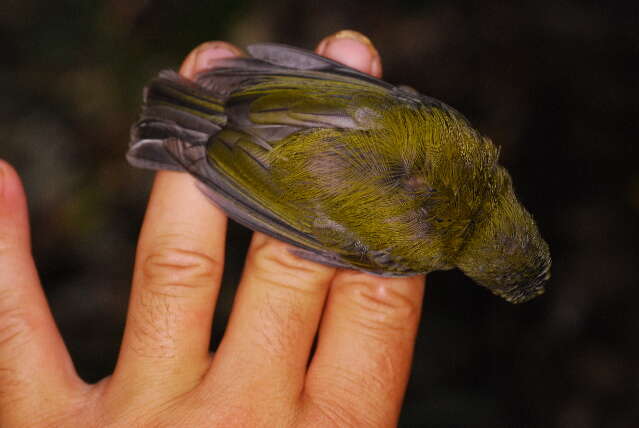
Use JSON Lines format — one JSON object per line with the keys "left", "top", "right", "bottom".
{"left": 127, "top": 70, "right": 226, "bottom": 171}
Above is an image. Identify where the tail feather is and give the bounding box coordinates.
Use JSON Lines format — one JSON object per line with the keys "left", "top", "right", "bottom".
{"left": 128, "top": 70, "right": 227, "bottom": 171}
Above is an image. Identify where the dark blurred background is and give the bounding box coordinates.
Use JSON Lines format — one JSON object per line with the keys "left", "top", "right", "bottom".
{"left": 2, "top": 0, "right": 638, "bottom": 426}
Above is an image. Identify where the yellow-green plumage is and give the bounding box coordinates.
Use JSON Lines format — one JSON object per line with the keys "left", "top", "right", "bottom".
{"left": 128, "top": 43, "right": 551, "bottom": 303}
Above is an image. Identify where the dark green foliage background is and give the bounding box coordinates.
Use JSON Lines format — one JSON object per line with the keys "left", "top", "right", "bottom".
{"left": 2, "top": 1, "right": 637, "bottom": 426}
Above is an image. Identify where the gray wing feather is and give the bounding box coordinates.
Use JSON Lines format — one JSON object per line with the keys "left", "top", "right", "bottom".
{"left": 247, "top": 43, "right": 395, "bottom": 90}
{"left": 246, "top": 43, "right": 346, "bottom": 70}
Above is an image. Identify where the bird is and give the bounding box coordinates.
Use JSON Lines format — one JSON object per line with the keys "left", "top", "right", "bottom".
{"left": 128, "top": 43, "right": 551, "bottom": 303}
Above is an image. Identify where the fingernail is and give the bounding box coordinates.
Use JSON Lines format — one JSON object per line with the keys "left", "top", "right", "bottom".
{"left": 318, "top": 30, "right": 381, "bottom": 76}
{"left": 194, "top": 42, "right": 241, "bottom": 71}
{"left": 333, "top": 30, "right": 374, "bottom": 47}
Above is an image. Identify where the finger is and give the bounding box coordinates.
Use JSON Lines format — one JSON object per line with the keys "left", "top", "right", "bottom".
{"left": 201, "top": 32, "right": 382, "bottom": 406}
{"left": 302, "top": 31, "right": 424, "bottom": 426}
{"left": 204, "top": 234, "right": 335, "bottom": 406}
{"left": 303, "top": 272, "right": 425, "bottom": 427}
{"left": 0, "top": 161, "right": 83, "bottom": 422}
{"left": 316, "top": 29, "right": 382, "bottom": 77}
{"left": 112, "top": 43, "right": 242, "bottom": 400}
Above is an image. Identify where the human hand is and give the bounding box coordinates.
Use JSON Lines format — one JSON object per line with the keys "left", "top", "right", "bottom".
{"left": 0, "top": 30, "right": 425, "bottom": 427}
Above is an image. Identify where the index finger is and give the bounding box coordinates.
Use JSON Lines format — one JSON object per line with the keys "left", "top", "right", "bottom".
{"left": 112, "top": 42, "right": 242, "bottom": 400}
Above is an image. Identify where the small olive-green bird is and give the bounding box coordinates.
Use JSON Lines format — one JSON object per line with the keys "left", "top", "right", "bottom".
{"left": 128, "top": 43, "right": 551, "bottom": 303}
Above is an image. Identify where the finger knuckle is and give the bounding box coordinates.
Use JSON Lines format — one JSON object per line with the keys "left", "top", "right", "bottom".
{"left": 336, "top": 276, "right": 420, "bottom": 334}
{"left": 141, "top": 242, "right": 222, "bottom": 295}
{"left": 248, "top": 238, "right": 333, "bottom": 295}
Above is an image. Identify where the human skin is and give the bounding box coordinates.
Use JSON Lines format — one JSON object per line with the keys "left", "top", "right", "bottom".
{"left": 0, "top": 30, "right": 425, "bottom": 427}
